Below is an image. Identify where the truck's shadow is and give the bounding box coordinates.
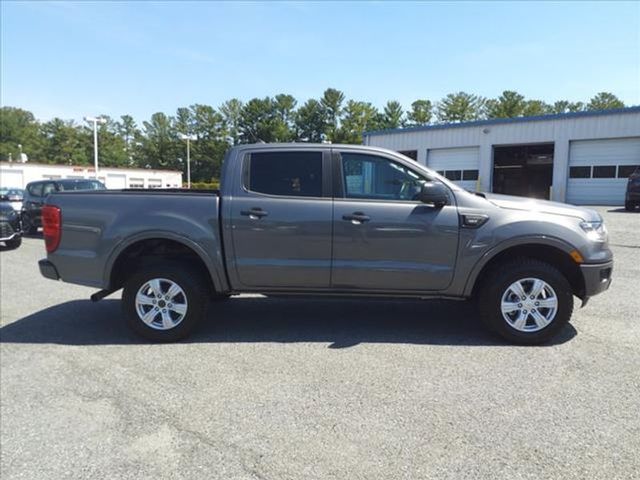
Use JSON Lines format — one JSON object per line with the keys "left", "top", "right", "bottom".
{"left": 0, "top": 297, "right": 576, "bottom": 348}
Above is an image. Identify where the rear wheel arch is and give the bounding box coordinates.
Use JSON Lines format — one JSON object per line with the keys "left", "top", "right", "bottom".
{"left": 107, "top": 234, "right": 224, "bottom": 295}
{"left": 468, "top": 241, "right": 586, "bottom": 300}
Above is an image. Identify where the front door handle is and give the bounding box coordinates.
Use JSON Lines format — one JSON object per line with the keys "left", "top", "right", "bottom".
{"left": 342, "top": 211, "right": 370, "bottom": 224}
{"left": 241, "top": 207, "right": 269, "bottom": 219}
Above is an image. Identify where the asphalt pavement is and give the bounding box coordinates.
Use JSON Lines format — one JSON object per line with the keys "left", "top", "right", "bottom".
{"left": 1, "top": 207, "right": 639, "bottom": 479}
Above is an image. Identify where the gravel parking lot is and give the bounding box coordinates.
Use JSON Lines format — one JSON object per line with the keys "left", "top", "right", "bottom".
{"left": 1, "top": 206, "right": 639, "bottom": 479}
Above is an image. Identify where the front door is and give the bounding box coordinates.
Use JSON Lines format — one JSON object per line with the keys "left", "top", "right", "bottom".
{"left": 332, "top": 150, "right": 459, "bottom": 292}
{"left": 229, "top": 149, "right": 333, "bottom": 289}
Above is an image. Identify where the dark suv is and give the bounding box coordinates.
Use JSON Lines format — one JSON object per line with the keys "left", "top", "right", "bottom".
{"left": 625, "top": 166, "right": 640, "bottom": 211}
{"left": 22, "top": 179, "right": 105, "bottom": 233}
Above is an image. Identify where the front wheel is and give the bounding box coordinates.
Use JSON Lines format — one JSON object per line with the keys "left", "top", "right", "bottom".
{"left": 625, "top": 201, "right": 635, "bottom": 212}
{"left": 122, "top": 262, "right": 209, "bottom": 342}
{"left": 477, "top": 258, "right": 574, "bottom": 345}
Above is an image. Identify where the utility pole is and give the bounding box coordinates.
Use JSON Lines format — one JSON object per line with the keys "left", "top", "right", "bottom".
{"left": 84, "top": 116, "right": 106, "bottom": 177}
{"left": 178, "top": 133, "right": 197, "bottom": 188}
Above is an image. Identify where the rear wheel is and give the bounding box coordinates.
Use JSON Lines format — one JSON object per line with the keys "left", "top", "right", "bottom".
{"left": 122, "top": 262, "right": 209, "bottom": 342}
{"left": 625, "top": 201, "right": 635, "bottom": 211}
{"left": 477, "top": 258, "right": 574, "bottom": 345}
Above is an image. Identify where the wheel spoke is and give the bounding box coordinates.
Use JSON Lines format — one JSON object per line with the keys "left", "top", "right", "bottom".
{"left": 537, "top": 298, "right": 557, "bottom": 309}
{"left": 531, "top": 310, "right": 550, "bottom": 329}
{"left": 513, "top": 311, "right": 528, "bottom": 330}
{"left": 170, "top": 303, "right": 187, "bottom": 316}
{"left": 529, "top": 279, "right": 545, "bottom": 298}
{"left": 136, "top": 292, "right": 155, "bottom": 307}
{"left": 166, "top": 283, "right": 182, "bottom": 300}
{"left": 161, "top": 311, "right": 174, "bottom": 329}
{"left": 141, "top": 308, "right": 158, "bottom": 325}
{"left": 148, "top": 279, "right": 163, "bottom": 297}
{"left": 510, "top": 281, "right": 527, "bottom": 300}
{"left": 501, "top": 301, "right": 520, "bottom": 314}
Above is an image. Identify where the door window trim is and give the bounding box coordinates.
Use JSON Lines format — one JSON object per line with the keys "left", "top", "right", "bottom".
{"left": 332, "top": 149, "right": 445, "bottom": 204}
{"left": 240, "top": 149, "right": 332, "bottom": 200}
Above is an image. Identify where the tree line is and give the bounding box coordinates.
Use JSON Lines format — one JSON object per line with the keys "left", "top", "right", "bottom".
{"left": 0, "top": 90, "right": 628, "bottom": 182}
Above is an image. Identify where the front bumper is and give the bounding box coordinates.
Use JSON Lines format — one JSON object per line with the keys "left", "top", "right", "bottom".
{"left": 580, "top": 260, "right": 613, "bottom": 298}
{"left": 0, "top": 220, "right": 21, "bottom": 242}
{"left": 39, "top": 259, "right": 60, "bottom": 281}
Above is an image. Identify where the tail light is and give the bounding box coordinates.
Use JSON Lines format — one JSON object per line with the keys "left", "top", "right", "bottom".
{"left": 42, "top": 205, "right": 62, "bottom": 253}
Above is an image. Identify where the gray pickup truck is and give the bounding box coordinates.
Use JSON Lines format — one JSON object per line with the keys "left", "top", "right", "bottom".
{"left": 39, "top": 144, "right": 613, "bottom": 344}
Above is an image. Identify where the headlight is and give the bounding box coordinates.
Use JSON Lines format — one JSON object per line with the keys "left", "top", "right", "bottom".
{"left": 580, "top": 221, "right": 608, "bottom": 243}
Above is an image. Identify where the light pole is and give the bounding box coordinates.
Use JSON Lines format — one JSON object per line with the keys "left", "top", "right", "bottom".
{"left": 84, "top": 116, "right": 106, "bottom": 178}
{"left": 178, "top": 133, "right": 197, "bottom": 188}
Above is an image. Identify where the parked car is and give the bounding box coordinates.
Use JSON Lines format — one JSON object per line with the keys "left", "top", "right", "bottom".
{"left": 38, "top": 144, "right": 613, "bottom": 344}
{"left": 0, "top": 188, "right": 24, "bottom": 213}
{"left": 625, "top": 166, "right": 640, "bottom": 211}
{"left": 22, "top": 178, "right": 105, "bottom": 234}
{"left": 0, "top": 201, "right": 22, "bottom": 250}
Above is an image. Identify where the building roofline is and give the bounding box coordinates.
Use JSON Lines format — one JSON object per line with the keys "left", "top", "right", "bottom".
{"left": 0, "top": 162, "right": 182, "bottom": 174}
{"left": 363, "top": 106, "right": 640, "bottom": 137}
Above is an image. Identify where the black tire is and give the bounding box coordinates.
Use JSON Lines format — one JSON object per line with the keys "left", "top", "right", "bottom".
{"left": 4, "top": 236, "right": 22, "bottom": 250}
{"left": 625, "top": 201, "right": 635, "bottom": 212}
{"left": 122, "top": 262, "right": 209, "bottom": 342}
{"left": 477, "top": 258, "right": 574, "bottom": 345}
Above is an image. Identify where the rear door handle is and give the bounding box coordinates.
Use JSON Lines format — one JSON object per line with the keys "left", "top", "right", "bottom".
{"left": 241, "top": 207, "right": 269, "bottom": 219}
{"left": 342, "top": 211, "right": 370, "bottom": 223}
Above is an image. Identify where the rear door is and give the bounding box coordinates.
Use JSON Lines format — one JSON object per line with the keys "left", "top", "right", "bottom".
{"left": 228, "top": 148, "right": 333, "bottom": 289}
{"left": 331, "top": 149, "right": 460, "bottom": 292}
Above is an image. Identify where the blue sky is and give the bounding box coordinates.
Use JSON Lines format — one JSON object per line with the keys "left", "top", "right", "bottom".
{"left": 2, "top": 1, "right": 639, "bottom": 123}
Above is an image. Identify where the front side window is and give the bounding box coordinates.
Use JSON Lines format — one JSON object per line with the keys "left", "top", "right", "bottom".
{"left": 341, "top": 153, "right": 426, "bottom": 201}
{"left": 247, "top": 151, "right": 323, "bottom": 197}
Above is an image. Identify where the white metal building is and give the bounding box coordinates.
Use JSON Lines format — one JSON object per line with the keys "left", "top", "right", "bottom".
{"left": 0, "top": 162, "right": 183, "bottom": 190}
{"left": 363, "top": 107, "right": 640, "bottom": 205}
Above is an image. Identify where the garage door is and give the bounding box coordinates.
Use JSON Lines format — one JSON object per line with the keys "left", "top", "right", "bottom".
{"left": 0, "top": 168, "right": 25, "bottom": 189}
{"left": 567, "top": 137, "right": 640, "bottom": 205}
{"left": 427, "top": 147, "right": 479, "bottom": 191}
{"left": 105, "top": 173, "right": 127, "bottom": 189}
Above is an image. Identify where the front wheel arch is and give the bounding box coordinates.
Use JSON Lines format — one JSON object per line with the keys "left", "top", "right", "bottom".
{"left": 469, "top": 242, "right": 585, "bottom": 300}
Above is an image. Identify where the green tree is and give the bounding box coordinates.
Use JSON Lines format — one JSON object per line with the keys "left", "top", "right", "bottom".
{"left": 140, "top": 112, "right": 179, "bottom": 169}
{"left": 485, "top": 90, "right": 526, "bottom": 118}
{"left": 587, "top": 92, "right": 625, "bottom": 111}
{"left": 188, "top": 104, "right": 228, "bottom": 180}
{"left": 116, "top": 115, "right": 140, "bottom": 165}
{"left": 335, "top": 100, "right": 381, "bottom": 144}
{"left": 382, "top": 100, "right": 404, "bottom": 129}
{"left": 321, "top": 88, "right": 345, "bottom": 141}
{"left": 436, "top": 92, "right": 485, "bottom": 123}
{"left": 219, "top": 98, "right": 243, "bottom": 145}
{"left": 406, "top": 100, "right": 432, "bottom": 126}
{"left": 40, "top": 118, "right": 91, "bottom": 165}
{"left": 522, "top": 100, "right": 551, "bottom": 117}
{"left": 0, "top": 107, "right": 45, "bottom": 162}
{"left": 295, "top": 99, "right": 327, "bottom": 142}
{"left": 550, "top": 100, "right": 585, "bottom": 114}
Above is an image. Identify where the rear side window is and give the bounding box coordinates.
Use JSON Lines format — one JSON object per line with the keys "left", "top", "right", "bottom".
{"left": 28, "top": 183, "right": 44, "bottom": 197}
{"left": 247, "top": 151, "right": 323, "bottom": 197}
{"left": 58, "top": 181, "right": 106, "bottom": 191}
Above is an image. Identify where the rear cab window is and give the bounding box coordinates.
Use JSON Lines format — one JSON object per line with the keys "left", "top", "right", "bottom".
{"left": 27, "top": 183, "right": 44, "bottom": 197}
{"left": 245, "top": 151, "right": 323, "bottom": 198}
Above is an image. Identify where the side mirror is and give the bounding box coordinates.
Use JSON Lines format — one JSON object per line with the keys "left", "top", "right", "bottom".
{"left": 419, "top": 182, "right": 448, "bottom": 207}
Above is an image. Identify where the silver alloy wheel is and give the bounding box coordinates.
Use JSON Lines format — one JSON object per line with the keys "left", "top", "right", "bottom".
{"left": 500, "top": 277, "right": 558, "bottom": 332}
{"left": 135, "top": 278, "right": 188, "bottom": 330}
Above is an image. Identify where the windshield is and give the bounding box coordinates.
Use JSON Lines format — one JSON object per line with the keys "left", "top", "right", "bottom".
{"left": 0, "top": 188, "right": 24, "bottom": 198}
{"left": 58, "top": 181, "right": 106, "bottom": 191}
